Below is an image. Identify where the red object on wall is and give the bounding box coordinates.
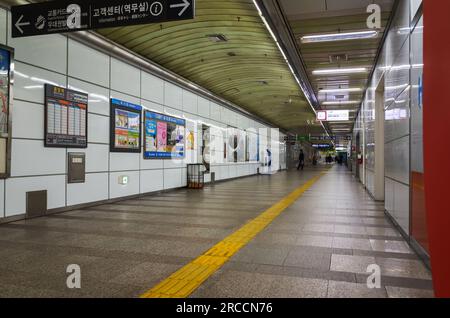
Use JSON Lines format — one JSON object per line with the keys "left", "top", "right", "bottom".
{"left": 423, "top": 0, "right": 450, "bottom": 298}
{"left": 411, "top": 171, "right": 429, "bottom": 254}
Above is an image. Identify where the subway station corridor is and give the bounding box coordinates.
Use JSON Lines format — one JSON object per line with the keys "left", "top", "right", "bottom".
{"left": 0, "top": 166, "right": 432, "bottom": 298}
{"left": 2, "top": 0, "right": 450, "bottom": 304}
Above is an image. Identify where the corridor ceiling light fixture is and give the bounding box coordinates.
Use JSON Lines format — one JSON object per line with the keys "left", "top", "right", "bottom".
{"left": 251, "top": 0, "right": 332, "bottom": 140}
{"left": 312, "top": 68, "right": 368, "bottom": 75}
{"left": 301, "top": 30, "right": 378, "bottom": 43}
{"left": 319, "top": 88, "right": 362, "bottom": 93}
{"left": 322, "top": 101, "right": 360, "bottom": 105}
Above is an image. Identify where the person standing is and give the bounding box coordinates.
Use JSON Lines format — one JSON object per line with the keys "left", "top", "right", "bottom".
{"left": 297, "top": 149, "right": 305, "bottom": 171}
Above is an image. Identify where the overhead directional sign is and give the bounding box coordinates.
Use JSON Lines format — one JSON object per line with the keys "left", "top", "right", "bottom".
{"left": 317, "top": 110, "right": 350, "bottom": 122}
{"left": 11, "top": 0, "right": 195, "bottom": 38}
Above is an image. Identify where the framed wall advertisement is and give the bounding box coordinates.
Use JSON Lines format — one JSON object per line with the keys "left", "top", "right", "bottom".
{"left": 44, "top": 84, "right": 88, "bottom": 148}
{"left": 0, "top": 44, "right": 13, "bottom": 179}
{"left": 110, "top": 98, "right": 142, "bottom": 153}
{"left": 144, "top": 110, "right": 185, "bottom": 159}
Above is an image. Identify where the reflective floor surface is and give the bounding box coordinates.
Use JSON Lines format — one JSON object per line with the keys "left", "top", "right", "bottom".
{"left": 0, "top": 165, "right": 433, "bottom": 298}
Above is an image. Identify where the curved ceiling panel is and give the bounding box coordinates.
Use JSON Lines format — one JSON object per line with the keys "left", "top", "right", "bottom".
{"left": 96, "top": 0, "right": 321, "bottom": 134}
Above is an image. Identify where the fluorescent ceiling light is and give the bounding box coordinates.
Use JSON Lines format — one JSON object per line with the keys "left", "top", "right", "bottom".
{"left": 322, "top": 101, "right": 360, "bottom": 105}
{"left": 319, "top": 88, "right": 362, "bottom": 93}
{"left": 301, "top": 30, "right": 378, "bottom": 43}
{"left": 313, "top": 68, "right": 367, "bottom": 75}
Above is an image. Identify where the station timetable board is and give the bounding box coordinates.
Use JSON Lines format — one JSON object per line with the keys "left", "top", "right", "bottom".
{"left": 45, "top": 84, "right": 88, "bottom": 148}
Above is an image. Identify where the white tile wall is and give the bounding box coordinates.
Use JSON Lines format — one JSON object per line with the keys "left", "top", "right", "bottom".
{"left": 141, "top": 99, "right": 164, "bottom": 113}
{"left": 11, "top": 100, "right": 44, "bottom": 139}
{"left": 67, "top": 173, "right": 109, "bottom": 206}
{"left": 0, "top": 180, "right": 4, "bottom": 218}
{"left": 0, "top": 10, "right": 274, "bottom": 218}
{"left": 8, "top": 31, "right": 67, "bottom": 74}
{"left": 11, "top": 139, "right": 66, "bottom": 177}
{"left": 68, "top": 78, "right": 110, "bottom": 116}
{"left": 140, "top": 169, "right": 164, "bottom": 193}
{"left": 0, "top": 9, "right": 6, "bottom": 45}
{"left": 68, "top": 39, "right": 110, "bottom": 87}
{"left": 182, "top": 90, "right": 198, "bottom": 114}
{"left": 109, "top": 171, "right": 140, "bottom": 199}
{"left": 210, "top": 102, "right": 221, "bottom": 122}
{"left": 198, "top": 97, "right": 210, "bottom": 118}
{"left": 141, "top": 72, "right": 164, "bottom": 105}
{"left": 5, "top": 175, "right": 66, "bottom": 217}
{"left": 110, "top": 58, "right": 140, "bottom": 97}
{"left": 14, "top": 62, "right": 66, "bottom": 104}
{"left": 88, "top": 113, "right": 110, "bottom": 144}
{"left": 164, "top": 168, "right": 182, "bottom": 190}
{"left": 164, "top": 82, "right": 183, "bottom": 110}
{"left": 110, "top": 152, "right": 140, "bottom": 172}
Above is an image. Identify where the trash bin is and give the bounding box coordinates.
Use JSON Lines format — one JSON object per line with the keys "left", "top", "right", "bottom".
{"left": 187, "top": 164, "right": 205, "bottom": 189}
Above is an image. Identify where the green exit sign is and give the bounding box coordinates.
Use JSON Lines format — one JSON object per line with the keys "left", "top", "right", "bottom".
{"left": 297, "top": 136, "right": 310, "bottom": 142}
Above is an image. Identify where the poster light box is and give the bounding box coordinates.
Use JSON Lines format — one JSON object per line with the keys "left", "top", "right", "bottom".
{"left": 110, "top": 98, "right": 142, "bottom": 153}
{"left": 144, "top": 110, "right": 185, "bottom": 159}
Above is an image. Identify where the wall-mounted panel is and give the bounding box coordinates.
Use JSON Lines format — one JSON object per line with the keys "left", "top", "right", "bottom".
{"left": 68, "top": 144, "right": 109, "bottom": 173}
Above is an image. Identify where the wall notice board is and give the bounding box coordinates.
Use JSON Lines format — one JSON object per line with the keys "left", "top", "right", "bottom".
{"left": 144, "top": 110, "right": 185, "bottom": 159}
{"left": 110, "top": 98, "right": 142, "bottom": 153}
{"left": 44, "top": 84, "right": 88, "bottom": 148}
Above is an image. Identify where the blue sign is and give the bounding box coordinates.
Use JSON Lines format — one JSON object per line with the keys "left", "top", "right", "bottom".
{"left": 144, "top": 110, "right": 185, "bottom": 160}
{"left": 418, "top": 75, "right": 423, "bottom": 110}
{"left": 0, "top": 49, "right": 10, "bottom": 71}
{"left": 111, "top": 98, "right": 142, "bottom": 112}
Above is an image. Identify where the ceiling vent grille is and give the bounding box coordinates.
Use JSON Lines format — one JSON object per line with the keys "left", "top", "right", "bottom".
{"left": 207, "top": 34, "right": 228, "bottom": 42}
{"left": 329, "top": 54, "right": 348, "bottom": 63}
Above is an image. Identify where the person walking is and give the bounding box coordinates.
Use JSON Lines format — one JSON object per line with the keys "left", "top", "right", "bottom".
{"left": 297, "top": 149, "right": 305, "bottom": 171}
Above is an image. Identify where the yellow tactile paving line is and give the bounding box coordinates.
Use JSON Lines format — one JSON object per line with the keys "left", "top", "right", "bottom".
{"left": 140, "top": 171, "right": 327, "bottom": 298}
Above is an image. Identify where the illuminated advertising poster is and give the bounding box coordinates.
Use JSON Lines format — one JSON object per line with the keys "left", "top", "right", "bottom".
{"left": 144, "top": 111, "right": 185, "bottom": 159}
{"left": 0, "top": 46, "right": 12, "bottom": 177}
{"left": 110, "top": 99, "right": 142, "bottom": 153}
{"left": 157, "top": 121, "right": 167, "bottom": 152}
{"left": 186, "top": 130, "right": 195, "bottom": 151}
{"left": 45, "top": 84, "right": 88, "bottom": 148}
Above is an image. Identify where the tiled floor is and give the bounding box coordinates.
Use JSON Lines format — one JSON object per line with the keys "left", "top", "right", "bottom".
{"left": 0, "top": 165, "right": 434, "bottom": 298}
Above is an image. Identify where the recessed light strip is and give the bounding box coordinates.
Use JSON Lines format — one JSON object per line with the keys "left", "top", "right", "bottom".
{"left": 313, "top": 68, "right": 368, "bottom": 75}
{"left": 319, "top": 88, "right": 363, "bottom": 93}
{"left": 322, "top": 101, "right": 361, "bottom": 105}
{"left": 252, "top": 0, "right": 332, "bottom": 140}
{"left": 301, "top": 30, "right": 378, "bottom": 43}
